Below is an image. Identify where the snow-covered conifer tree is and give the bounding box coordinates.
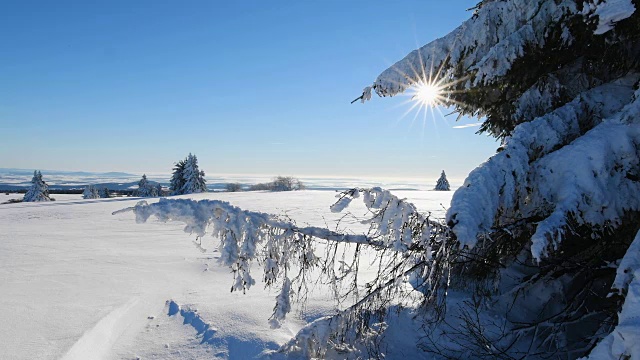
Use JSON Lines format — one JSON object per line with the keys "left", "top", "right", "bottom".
{"left": 135, "top": 174, "right": 157, "bottom": 197}
{"left": 169, "top": 159, "right": 186, "bottom": 195}
{"left": 197, "top": 170, "right": 207, "bottom": 192}
{"left": 99, "top": 187, "right": 111, "bottom": 198}
{"left": 121, "top": 2, "right": 640, "bottom": 358}
{"left": 180, "top": 153, "right": 207, "bottom": 194}
{"left": 434, "top": 170, "right": 450, "bottom": 191}
{"left": 23, "top": 170, "right": 51, "bottom": 202}
{"left": 82, "top": 185, "right": 100, "bottom": 199}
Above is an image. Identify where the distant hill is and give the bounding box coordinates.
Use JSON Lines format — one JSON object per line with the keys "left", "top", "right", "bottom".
{"left": 0, "top": 168, "right": 146, "bottom": 191}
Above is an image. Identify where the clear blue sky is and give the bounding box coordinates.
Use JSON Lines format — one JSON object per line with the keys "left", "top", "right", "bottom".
{"left": 0, "top": 0, "right": 497, "bottom": 181}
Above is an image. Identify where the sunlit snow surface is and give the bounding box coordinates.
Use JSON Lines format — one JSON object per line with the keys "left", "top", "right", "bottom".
{"left": 0, "top": 190, "right": 453, "bottom": 359}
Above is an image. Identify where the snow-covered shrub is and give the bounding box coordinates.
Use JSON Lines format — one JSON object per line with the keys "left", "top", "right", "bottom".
{"left": 82, "top": 185, "right": 100, "bottom": 199}
{"left": 122, "top": 1, "right": 640, "bottom": 358}
{"left": 23, "top": 170, "right": 51, "bottom": 202}
{"left": 249, "top": 176, "right": 305, "bottom": 191}
{"left": 225, "top": 183, "right": 243, "bottom": 192}
{"left": 434, "top": 170, "right": 450, "bottom": 191}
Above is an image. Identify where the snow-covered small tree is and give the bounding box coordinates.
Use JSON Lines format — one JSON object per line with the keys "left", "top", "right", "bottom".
{"left": 434, "top": 170, "right": 450, "bottom": 191}
{"left": 155, "top": 183, "right": 165, "bottom": 197}
{"left": 99, "top": 187, "right": 111, "bottom": 198}
{"left": 135, "top": 174, "right": 158, "bottom": 197}
{"left": 180, "top": 153, "right": 207, "bottom": 194}
{"left": 169, "top": 159, "right": 187, "bottom": 195}
{"left": 23, "top": 170, "right": 51, "bottom": 202}
{"left": 82, "top": 185, "right": 100, "bottom": 199}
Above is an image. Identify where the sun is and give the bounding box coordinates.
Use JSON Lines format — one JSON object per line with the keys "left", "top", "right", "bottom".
{"left": 412, "top": 81, "right": 442, "bottom": 107}
{"left": 388, "top": 53, "right": 471, "bottom": 135}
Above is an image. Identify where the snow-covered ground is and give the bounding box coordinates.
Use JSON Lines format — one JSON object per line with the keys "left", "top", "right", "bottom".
{"left": 0, "top": 190, "right": 453, "bottom": 360}
{"left": 0, "top": 192, "right": 25, "bottom": 203}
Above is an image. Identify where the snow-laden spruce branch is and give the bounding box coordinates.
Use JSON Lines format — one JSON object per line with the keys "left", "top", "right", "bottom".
{"left": 447, "top": 74, "right": 640, "bottom": 260}
{"left": 114, "top": 187, "right": 452, "bottom": 328}
{"left": 583, "top": 229, "right": 640, "bottom": 359}
{"left": 363, "top": 0, "right": 635, "bottom": 99}
{"left": 368, "top": 0, "right": 575, "bottom": 96}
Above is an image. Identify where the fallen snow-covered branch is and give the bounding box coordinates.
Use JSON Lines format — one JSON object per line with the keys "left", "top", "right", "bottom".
{"left": 114, "top": 198, "right": 374, "bottom": 247}
{"left": 115, "top": 188, "right": 452, "bottom": 328}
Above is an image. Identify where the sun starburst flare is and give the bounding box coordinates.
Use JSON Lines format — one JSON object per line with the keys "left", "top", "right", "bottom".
{"left": 393, "top": 71, "right": 451, "bottom": 135}
{"left": 411, "top": 81, "right": 444, "bottom": 108}
{"left": 389, "top": 53, "right": 472, "bottom": 136}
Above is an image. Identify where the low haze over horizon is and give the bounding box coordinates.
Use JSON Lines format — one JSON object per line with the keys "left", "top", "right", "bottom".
{"left": 1, "top": 1, "right": 497, "bottom": 181}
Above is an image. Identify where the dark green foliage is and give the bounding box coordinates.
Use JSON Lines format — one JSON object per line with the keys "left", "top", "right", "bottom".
{"left": 442, "top": 6, "right": 640, "bottom": 138}
{"left": 170, "top": 159, "right": 187, "bottom": 195}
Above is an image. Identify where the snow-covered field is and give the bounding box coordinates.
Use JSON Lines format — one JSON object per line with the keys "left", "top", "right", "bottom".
{"left": 0, "top": 190, "right": 453, "bottom": 360}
